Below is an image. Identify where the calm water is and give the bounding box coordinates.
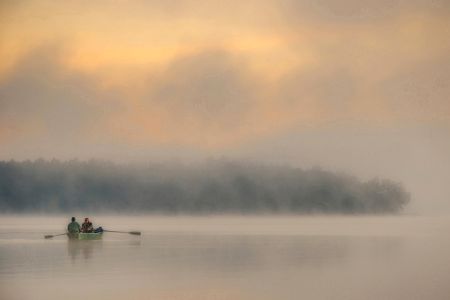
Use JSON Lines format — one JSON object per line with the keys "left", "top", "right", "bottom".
{"left": 1, "top": 215, "right": 450, "bottom": 300}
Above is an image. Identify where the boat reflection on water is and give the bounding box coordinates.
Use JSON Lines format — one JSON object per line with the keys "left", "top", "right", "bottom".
{"left": 127, "top": 239, "right": 142, "bottom": 247}
{"left": 67, "top": 239, "right": 103, "bottom": 262}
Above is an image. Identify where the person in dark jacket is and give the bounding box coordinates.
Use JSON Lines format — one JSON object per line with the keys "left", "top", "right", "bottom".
{"left": 81, "top": 217, "right": 94, "bottom": 233}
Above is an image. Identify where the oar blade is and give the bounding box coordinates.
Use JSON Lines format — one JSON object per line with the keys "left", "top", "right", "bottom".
{"left": 103, "top": 229, "right": 141, "bottom": 236}
{"left": 44, "top": 233, "right": 67, "bottom": 239}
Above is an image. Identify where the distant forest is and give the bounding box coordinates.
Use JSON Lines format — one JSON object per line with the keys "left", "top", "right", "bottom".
{"left": 0, "top": 160, "right": 410, "bottom": 214}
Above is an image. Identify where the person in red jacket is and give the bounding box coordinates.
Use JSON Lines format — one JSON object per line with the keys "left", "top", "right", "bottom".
{"left": 81, "top": 217, "right": 94, "bottom": 233}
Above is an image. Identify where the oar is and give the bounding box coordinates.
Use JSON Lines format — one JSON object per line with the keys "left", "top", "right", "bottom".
{"left": 103, "top": 230, "right": 141, "bottom": 236}
{"left": 44, "top": 233, "right": 67, "bottom": 239}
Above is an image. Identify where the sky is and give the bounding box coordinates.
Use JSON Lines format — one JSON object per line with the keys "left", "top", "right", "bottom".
{"left": 0, "top": 0, "right": 449, "bottom": 212}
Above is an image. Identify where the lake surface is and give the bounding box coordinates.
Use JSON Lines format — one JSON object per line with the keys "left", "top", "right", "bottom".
{"left": 1, "top": 215, "right": 450, "bottom": 300}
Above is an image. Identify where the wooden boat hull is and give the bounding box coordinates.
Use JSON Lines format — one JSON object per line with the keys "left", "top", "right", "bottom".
{"left": 67, "top": 232, "right": 103, "bottom": 240}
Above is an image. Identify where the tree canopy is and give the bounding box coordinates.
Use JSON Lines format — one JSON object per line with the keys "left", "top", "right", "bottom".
{"left": 0, "top": 159, "right": 409, "bottom": 214}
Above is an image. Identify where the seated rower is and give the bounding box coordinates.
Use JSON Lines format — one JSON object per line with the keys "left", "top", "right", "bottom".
{"left": 81, "top": 217, "right": 94, "bottom": 233}
{"left": 67, "top": 217, "right": 81, "bottom": 234}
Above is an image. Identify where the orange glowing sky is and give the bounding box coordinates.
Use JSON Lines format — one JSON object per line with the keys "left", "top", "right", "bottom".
{"left": 2, "top": 0, "right": 448, "bottom": 149}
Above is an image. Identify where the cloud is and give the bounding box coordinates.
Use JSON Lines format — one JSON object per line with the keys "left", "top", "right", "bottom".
{"left": 108, "top": 50, "right": 274, "bottom": 148}
{"left": 278, "top": 0, "right": 450, "bottom": 24}
{"left": 276, "top": 66, "right": 357, "bottom": 123}
{"left": 147, "top": 51, "right": 261, "bottom": 128}
{"left": 379, "top": 55, "right": 450, "bottom": 123}
{"left": 1, "top": 0, "right": 449, "bottom": 151}
{"left": 0, "top": 45, "right": 122, "bottom": 146}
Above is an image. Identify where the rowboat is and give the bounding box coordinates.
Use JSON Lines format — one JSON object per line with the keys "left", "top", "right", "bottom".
{"left": 44, "top": 228, "right": 139, "bottom": 240}
{"left": 67, "top": 232, "right": 103, "bottom": 240}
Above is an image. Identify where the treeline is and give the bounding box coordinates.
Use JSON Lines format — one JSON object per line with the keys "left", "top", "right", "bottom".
{"left": 0, "top": 159, "right": 410, "bottom": 214}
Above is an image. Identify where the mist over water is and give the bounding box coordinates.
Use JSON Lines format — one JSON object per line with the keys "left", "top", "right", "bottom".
{"left": 1, "top": 215, "right": 450, "bottom": 300}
